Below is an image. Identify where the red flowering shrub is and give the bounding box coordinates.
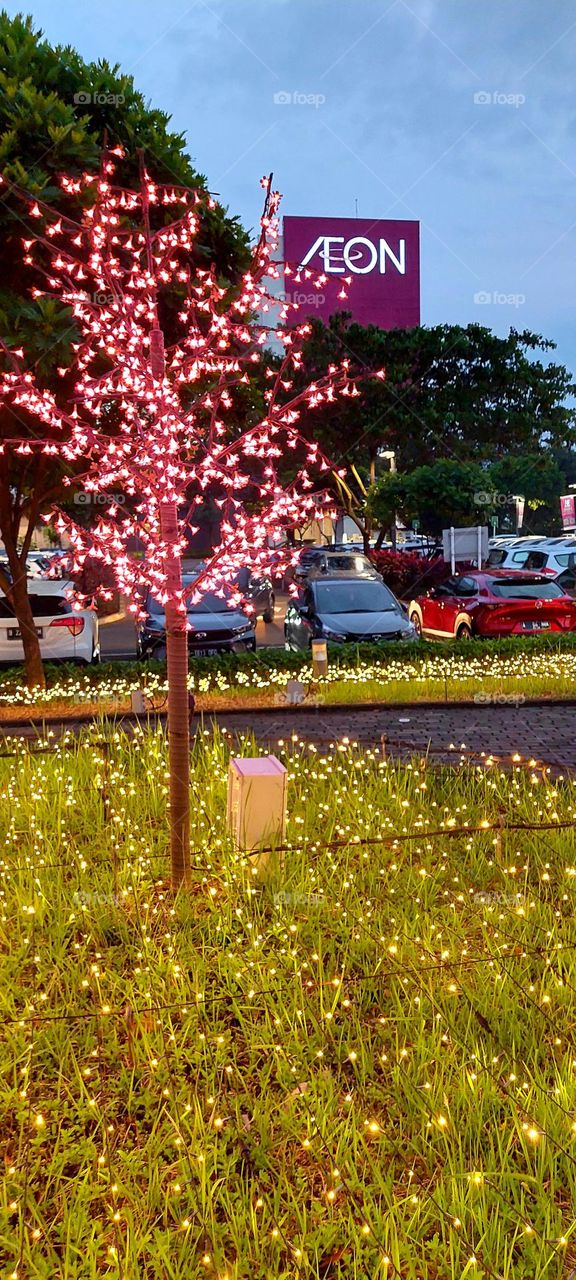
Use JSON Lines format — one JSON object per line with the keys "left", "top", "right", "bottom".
{"left": 369, "top": 550, "right": 452, "bottom": 599}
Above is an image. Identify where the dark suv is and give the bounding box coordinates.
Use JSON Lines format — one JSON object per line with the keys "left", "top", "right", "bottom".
{"left": 137, "top": 576, "right": 256, "bottom": 660}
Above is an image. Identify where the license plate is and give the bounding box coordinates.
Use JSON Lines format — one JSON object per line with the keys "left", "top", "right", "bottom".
{"left": 522, "top": 620, "right": 550, "bottom": 631}
{"left": 191, "top": 647, "right": 219, "bottom": 657}
{"left": 7, "top": 627, "right": 43, "bottom": 639}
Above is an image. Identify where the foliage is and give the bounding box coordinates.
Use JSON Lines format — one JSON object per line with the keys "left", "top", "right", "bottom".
{"left": 2, "top": 727, "right": 576, "bottom": 1277}
{"left": 369, "top": 453, "right": 569, "bottom": 537}
{"left": 0, "top": 10, "right": 249, "bottom": 685}
{"left": 369, "top": 548, "right": 451, "bottom": 596}
{"left": 369, "top": 459, "right": 486, "bottom": 537}
{"left": 3, "top": 634, "right": 576, "bottom": 714}
{"left": 295, "top": 315, "right": 576, "bottom": 476}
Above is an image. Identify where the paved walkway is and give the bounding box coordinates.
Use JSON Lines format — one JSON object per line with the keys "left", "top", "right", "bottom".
{"left": 211, "top": 702, "right": 576, "bottom": 773}
{"left": 2, "top": 702, "right": 575, "bottom": 773}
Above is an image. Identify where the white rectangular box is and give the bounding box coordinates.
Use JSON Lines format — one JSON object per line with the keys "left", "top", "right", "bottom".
{"left": 227, "top": 755, "right": 288, "bottom": 875}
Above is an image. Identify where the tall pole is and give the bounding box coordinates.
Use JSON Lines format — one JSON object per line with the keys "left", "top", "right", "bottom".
{"left": 141, "top": 155, "right": 190, "bottom": 889}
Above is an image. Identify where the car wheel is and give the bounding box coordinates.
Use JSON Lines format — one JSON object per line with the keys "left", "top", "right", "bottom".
{"left": 410, "top": 611, "right": 422, "bottom": 638}
{"left": 262, "top": 594, "right": 275, "bottom": 624}
{"left": 456, "top": 622, "right": 472, "bottom": 640}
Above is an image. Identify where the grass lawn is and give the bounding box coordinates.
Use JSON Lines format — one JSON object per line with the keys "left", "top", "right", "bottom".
{"left": 2, "top": 636, "right": 576, "bottom": 720}
{"left": 1, "top": 726, "right": 576, "bottom": 1277}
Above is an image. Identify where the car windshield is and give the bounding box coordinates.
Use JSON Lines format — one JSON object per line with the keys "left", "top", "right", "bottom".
{"left": 489, "top": 579, "right": 566, "bottom": 600}
{"left": 313, "top": 580, "right": 398, "bottom": 613}
{"left": 146, "top": 583, "right": 234, "bottom": 616}
{"left": 186, "top": 592, "right": 232, "bottom": 614}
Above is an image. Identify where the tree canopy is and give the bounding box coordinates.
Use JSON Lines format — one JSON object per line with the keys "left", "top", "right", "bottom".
{"left": 295, "top": 315, "right": 576, "bottom": 475}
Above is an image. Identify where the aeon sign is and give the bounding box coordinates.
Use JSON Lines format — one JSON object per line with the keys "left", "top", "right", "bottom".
{"left": 299, "top": 234, "right": 406, "bottom": 276}
{"left": 283, "top": 216, "right": 420, "bottom": 329}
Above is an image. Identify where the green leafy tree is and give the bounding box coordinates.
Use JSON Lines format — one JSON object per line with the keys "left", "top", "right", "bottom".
{"left": 296, "top": 315, "right": 576, "bottom": 475}
{"left": 0, "top": 11, "right": 248, "bottom": 686}
{"left": 488, "top": 453, "right": 565, "bottom": 534}
{"left": 369, "top": 459, "right": 486, "bottom": 538}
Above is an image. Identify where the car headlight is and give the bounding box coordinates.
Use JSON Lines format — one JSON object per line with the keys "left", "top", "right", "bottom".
{"left": 322, "top": 627, "right": 346, "bottom": 641}
{"left": 234, "top": 624, "right": 253, "bottom": 635}
{"left": 401, "top": 623, "right": 418, "bottom": 641}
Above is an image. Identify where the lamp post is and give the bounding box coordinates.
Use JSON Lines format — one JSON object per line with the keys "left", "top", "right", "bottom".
{"left": 513, "top": 494, "right": 525, "bottom": 534}
{"left": 378, "top": 450, "right": 397, "bottom": 548}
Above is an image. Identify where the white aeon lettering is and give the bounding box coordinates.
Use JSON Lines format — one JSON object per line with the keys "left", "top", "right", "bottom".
{"left": 299, "top": 235, "right": 406, "bottom": 275}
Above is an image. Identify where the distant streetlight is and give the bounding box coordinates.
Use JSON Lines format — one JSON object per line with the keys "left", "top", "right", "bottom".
{"left": 373, "top": 450, "right": 398, "bottom": 548}
{"left": 378, "top": 448, "right": 397, "bottom": 473}
{"left": 512, "top": 494, "right": 525, "bottom": 533}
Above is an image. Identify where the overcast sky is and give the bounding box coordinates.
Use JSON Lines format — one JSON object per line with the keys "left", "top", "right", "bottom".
{"left": 10, "top": 0, "right": 576, "bottom": 372}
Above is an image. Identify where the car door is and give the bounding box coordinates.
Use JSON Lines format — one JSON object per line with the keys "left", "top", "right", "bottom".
{"left": 422, "top": 583, "right": 453, "bottom": 634}
{"left": 447, "top": 575, "right": 480, "bottom": 633}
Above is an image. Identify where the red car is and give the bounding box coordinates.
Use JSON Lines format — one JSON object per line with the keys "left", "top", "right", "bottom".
{"left": 409, "top": 570, "right": 576, "bottom": 640}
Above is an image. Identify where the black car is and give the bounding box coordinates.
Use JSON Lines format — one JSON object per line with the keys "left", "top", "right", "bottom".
{"left": 234, "top": 567, "right": 275, "bottom": 623}
{"left": 285, "top": 576, "right": 418, "bottom": 650}
{"left": 137, "top": 577, "right": 256, "bottom": 659}
{"left": 293, "top": 548, "right": 381, "bottom": 584}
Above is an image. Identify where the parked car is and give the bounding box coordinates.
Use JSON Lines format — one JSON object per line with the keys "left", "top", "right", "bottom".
{"left": 0, "top": 554, "right": 46, "bottom": 580}
{"left": 285, "top": 576, "right": 417, "bottom": 650}
{"left": 0, "top": 581, "right": 99, "bottom": 665}
{"left": 293, "top": 547, "right": 381, "bottom": 584}
{"left": 409, "top": 570, "right": 576, "bottom": 640}
{"left": 137, "top": 576, "right": 256, "bottom": 659}
{"left": 234, "top": 566, "right": 275, "bottom": 623}
{"left": 486, "top": 536, "right": 576, "bottom": 577}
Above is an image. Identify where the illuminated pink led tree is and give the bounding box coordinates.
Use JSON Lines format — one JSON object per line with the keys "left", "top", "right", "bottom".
{"left": 0, "top": 149, "right": 380, "bottom": 886}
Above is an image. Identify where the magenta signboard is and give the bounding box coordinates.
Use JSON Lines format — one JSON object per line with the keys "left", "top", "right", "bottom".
{"left": 560, "top": 494, "right": 576, "bottom": 529}
{"left": 282, "top": 216, "right": 420, "bottom": 329}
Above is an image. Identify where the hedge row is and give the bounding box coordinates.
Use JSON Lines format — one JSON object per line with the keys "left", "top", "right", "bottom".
{"left": 2, "top": 631, "right": 576, "bottom": 692}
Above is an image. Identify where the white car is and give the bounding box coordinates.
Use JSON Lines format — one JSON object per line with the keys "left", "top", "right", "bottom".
{"left": 0, "top": 555, "right": 46, "bottom": 579}
{"left": 486, "top": 536, "right": 576, "bottom": 577}
{"left": 0, "top": 581, "right": 99, "bottom": 665}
